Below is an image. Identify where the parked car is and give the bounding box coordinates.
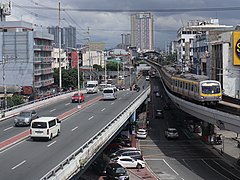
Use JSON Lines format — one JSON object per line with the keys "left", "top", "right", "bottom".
{"left": 14, "top": 110, "right": 38, "bottom": 126}
{"left": 106, "top": 163, "right": 129, "bottom": 180}
{"left": 136, "top": 129, "right": 147, "bottom": 139}
{"left": 109, "top": 147, "right": 138, "bottom": 158}
{"left": 110, "top": 156, "right": 145, "bottom": 169}
{"left": 146, "top": 76, "right": 150, "bottom": 81}
{"left": 91, "top": 158, "right": 107, "bottom": 175}
{"left": 110, "top": 150, "right": 142, "bottom": 160}
{"left": 71, "top": 93, "right": 85, "bottom": 103}
{"left": 155, "top": 110, "right": 164, "bottom": 118}
{"left": 165, "top": 128, "right": 179, "bottom": 139}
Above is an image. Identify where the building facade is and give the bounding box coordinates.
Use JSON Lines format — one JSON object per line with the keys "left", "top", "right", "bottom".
{"left": 131, "top": 12, "right": 154, "bottom": 51}
{"left": 0, "top": 21, "right": 54, "bottom": 97}
{"left": 177, "top": 19, "right": 232, "bottom": 72}
{"left": 210, "top": 30, "right": 240, "bottom": 98}
{"left": 47, "top": 25, "right": 76, "bottom": 49}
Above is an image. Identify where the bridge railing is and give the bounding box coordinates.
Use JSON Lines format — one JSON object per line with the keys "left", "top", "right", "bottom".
{"left": 40, "top": 86, "right": 151, "bottom": 180}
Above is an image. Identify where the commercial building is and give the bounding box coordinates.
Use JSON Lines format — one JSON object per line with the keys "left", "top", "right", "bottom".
{"left": 177, "top": 19, "right": 232, "bottom": 72}
{"left": 0, "top": 21, "right": 54, "bottom": 98}
{"left": 209, "top": 30, "right": 240, "bottom": 98}
{"left": 131, "top": 12, "right": 154, "bottom": 51}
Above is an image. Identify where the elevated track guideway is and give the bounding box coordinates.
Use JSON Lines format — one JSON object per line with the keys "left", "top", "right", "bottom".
{"left": 147, "top": 59, "right": 240, "bottom": 133}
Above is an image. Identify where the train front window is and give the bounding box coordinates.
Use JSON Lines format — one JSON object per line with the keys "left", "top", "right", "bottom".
{"left": 201, "top": 84, "right": 220, "bottom": 94}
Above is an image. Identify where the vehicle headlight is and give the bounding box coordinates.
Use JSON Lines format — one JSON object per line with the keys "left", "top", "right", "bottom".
{"left": 200, "top": 96, "right": 204, "bottom": 99}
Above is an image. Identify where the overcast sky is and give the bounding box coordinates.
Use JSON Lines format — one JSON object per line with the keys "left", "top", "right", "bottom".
{"left": 6, "top": 0, "right": 240, "bottom": 50}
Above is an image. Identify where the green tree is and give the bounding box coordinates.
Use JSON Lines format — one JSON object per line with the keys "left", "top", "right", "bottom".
{"left": 106, "top": 61, "right": 118, "bottom": 71}
{"left": 93, "top": 64, "right": 103, "bottom": 71}
{"left": 7, "top": 94, "right": 25, "bottom": 108}
{"left": 53, "top": 68, "right": 83, "bottom": 91}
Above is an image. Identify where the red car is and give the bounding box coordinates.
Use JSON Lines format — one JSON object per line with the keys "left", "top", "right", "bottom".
{"left": 71, "top": 93, "right": 85, "bottom": 103}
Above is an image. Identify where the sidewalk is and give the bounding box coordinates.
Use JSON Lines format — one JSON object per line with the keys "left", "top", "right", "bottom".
{"left": 209, "top": 130, "right": 240, "bottom": 168}
{"left": 129, "top": 134, "right": 158, "bottom": 180}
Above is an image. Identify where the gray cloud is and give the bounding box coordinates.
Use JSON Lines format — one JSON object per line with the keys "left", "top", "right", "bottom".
{"left": 7, "top": 0, "right": 240, "bottom": 49}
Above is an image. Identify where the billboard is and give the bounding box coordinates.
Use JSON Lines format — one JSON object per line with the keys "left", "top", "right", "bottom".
{"left": 233, "top": 31, "right": 240, "bottom": 65}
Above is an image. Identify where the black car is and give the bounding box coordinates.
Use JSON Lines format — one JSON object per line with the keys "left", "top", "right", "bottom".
{"left": 106, "top": 163, "right": 129, "bottom": 180}
{"left": 91, "top": 159, "right": 107, "bottom": 175}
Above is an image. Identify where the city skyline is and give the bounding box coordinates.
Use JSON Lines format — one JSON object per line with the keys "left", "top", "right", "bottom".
{"left": 6, "top": 0, "right": 240, "bottom": 50}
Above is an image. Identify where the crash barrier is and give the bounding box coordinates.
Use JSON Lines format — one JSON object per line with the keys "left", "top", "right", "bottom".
{"left": 40, "top": 86, "right": 150, "bottom": 180}
{"left": 0, "top": 90, "right": 85, "bottom": 121}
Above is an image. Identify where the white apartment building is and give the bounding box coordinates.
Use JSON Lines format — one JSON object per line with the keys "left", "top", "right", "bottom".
{"left": 131, "top": 12, "right": 154, "bottom": 51}
{"left": 51, "top": 48, "right": 68, "bottom": 69}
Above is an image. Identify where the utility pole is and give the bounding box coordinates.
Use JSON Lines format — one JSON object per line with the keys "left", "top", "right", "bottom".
{"left": 2, "top": 56, "right": 7, "bottom": 110}
{"left": 87, "top": 27, "right": 92, "bottom": 81}
{"left": 58, "top": 2, "right": 62, "bottom": 92}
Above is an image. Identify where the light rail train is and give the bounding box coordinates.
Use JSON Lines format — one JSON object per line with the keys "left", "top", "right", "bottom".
{"left": 160, "top": 65, "right": 222, "bottom": 106}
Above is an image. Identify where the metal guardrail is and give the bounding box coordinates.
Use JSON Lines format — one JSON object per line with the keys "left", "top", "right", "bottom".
{"left": 40, "top": 87, "right": 151, "bottom": 180}
{"left": 1, "top": 90, "right": 77, "bottom": 118}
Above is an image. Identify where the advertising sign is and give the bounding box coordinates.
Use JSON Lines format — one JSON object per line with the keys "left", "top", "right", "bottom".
{"left": 233, "top": 31, "right": 240, "bottom": 65}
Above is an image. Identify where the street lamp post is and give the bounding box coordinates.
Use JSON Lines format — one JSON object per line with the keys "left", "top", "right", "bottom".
{"left": 104, "top": 52, "right": 107, "bottom": 85}
{"left": 77, "top": 56, "right": 81, "bottom": 106}
{"left": 58, "top": 2, "right": 62, "bottom": 92}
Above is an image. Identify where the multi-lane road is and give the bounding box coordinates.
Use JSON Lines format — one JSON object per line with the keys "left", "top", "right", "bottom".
{"left": 0, "top": 86, "right": 146, "bottom": 180}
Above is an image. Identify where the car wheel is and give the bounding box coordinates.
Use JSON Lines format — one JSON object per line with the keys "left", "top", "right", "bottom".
{"left": 136, "top": 164, "right": 142, "bottom": 169}
{"left": 57, "top": 129, "right": 60, "bottom": 136}
{"left": 49, "top": 134, "right": 53, "bottom": 141}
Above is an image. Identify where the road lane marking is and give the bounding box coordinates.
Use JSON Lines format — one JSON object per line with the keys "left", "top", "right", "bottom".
{"left": 12, "top": 160, "right": 26, "bottom": 170}
{"left": 88, "top": 116, "right": 94, "bottom": 120}
{"left": 47, "top": 141, "right": 56, "bottom": 147}
{"left": 50, "top": 109, "right": 56, "bottom": 112}
{"left": 101, "top": 108, "right": 106, "bottom": 111}
{"left": 202, "top": 159, "right": 231, "bottom": 180}
{"left": 65, "top": 103, "right": 70, "bottom": 106}
{"left": 111, "top": 102, "right": 115, "bottom": 105}
{"left": 213, "top": 160, "right": 240, "bottom": 179}
{"left": 4, "top": 126, "right": 13, "bottom": 131}
{"left": 71, "top": 126, "right": 78, "bottom": 131}
{"left": 163, "top": 159, "right": 179, "bottom": 175}
{"left": 118, "top": 97, "right": 122, "bottom": 100}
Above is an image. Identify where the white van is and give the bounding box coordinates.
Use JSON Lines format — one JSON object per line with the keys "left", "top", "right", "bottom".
{"left": 102, "top": 87, "right": 116, "bottom": 100}
{"left": 30, "top": 117, "right": 61, "bottom": 141}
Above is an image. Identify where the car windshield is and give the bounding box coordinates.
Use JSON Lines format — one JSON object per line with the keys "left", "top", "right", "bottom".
{"left": 73, "top": 93, "right": 79, "bottom": 96}
{"left": 116, "top": 167, "right": 126, "bottom": 173}
{"left": 19, "top": 112, "right": 31, "bottom": 117}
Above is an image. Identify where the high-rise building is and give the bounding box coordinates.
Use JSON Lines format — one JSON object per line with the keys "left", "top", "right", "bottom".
{"left": 47, "top": 25, "right": 76, "bottom": 49}
{"left": 131, "top": 12, "right": 154, "bottom": 51}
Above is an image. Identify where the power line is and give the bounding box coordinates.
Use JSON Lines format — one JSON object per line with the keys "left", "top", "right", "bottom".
{"left": 14, "top": 5, "right": 240, "bottom": 13}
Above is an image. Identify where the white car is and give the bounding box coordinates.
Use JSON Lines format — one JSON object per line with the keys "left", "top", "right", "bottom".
{"left": 110, "top": 156, "right": 145, "bottom": 169}
{"left": 136, "top": 129, "right": 147, "bottom": 139}
{"left": 146, "top": 76, "right": 150, "bottom": 81}
{"left": 165, "top": 128, "right": 179, "bottom": 139}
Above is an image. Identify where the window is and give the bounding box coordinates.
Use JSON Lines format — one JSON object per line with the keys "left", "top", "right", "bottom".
{"left": 49, "top": 119, "right": 56, "bottom": 128}
{"left": 32, "top": 122, "right": 47, "bottom": 128}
